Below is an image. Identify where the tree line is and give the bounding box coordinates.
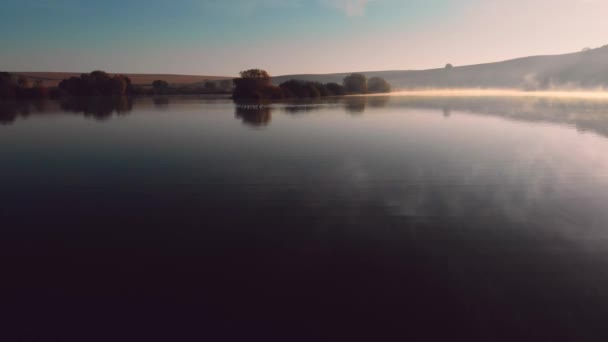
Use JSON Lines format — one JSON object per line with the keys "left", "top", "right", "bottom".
{"left": 0, "top": 72, "right": 52, "bottom": 99}
{"left": 1, "top": 68, "right": 391, "bottom": 101}
{"left": 58, "top": 71, "right": 133, "bottom": 96}
{"left": 1, "top": 71, "right": 135, "bottom": 99}
{"left": 1, "top": 70, "right": 234, "bottom": 99}
{"left": 149, "top": 79, "right": 232, "bottom": 95}
{"left": 232, "top": 69, "right": 391, "bottom": 101}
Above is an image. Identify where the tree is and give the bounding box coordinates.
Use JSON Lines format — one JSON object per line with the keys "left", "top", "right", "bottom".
{"left": 0, "top": 72, "right": 16, "bottom": 99}
{"left": 1, "top": 72, "right": 50, "bottom": 99}
{"left": 239, "top": 69, "right": 270, "bottom": 79}
{"left": 109, "top": 75, "right": 131, "bottom": 96}
{"left": 279, "top": 80, "right": 323, "bottom": 98}
{"left": 152, "top": 80, "right": 170, "bottom": 94}
{"left": 233, "top": 69, "right": 281, "bottom": 101}
{"left": 343, "top": 74, "right": 368, "bottom": 94}
{"left": 325, "top": 83, "right": 346, "bottom": 96}
{"left": 368, "top": 77, "right": 391, "bottom": 93}
{"left": 311, "top": 82, "right": 329, "bottom": 97}
{"left": 58, "top": 71, "right": 132, "bottom": 96}
{"left": 445, "top": 63, "right": 454, "bottom": 69}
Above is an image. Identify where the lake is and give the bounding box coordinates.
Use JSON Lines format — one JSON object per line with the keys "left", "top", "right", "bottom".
{"left": 2, "top": 95, "right": 608, "bottom": 341}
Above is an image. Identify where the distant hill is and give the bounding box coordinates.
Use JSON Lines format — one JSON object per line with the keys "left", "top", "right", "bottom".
{"left": 14, "top": 45, "right": 608, "bottom": 90}
{"left": 273, "top": 45, "right": 608, "bottom": 90}
{"left": 12, "top": 72, "right": 232, "bottom": 88}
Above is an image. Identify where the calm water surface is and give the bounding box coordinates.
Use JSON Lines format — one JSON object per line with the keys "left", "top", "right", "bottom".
{"left": 2, "top": 96, "right": 608, "bottom": 341}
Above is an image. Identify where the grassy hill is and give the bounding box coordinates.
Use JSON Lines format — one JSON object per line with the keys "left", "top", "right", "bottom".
{"left": 273, "top": 45, "right": 608, "bottom": 90}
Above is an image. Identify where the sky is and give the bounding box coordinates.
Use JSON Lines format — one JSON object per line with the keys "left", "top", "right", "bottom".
{"left": 1, "top": 0, "right": 608, "bottom": 76}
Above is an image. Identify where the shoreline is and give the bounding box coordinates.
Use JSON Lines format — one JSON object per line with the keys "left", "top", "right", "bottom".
{"left": 362, "top": 89, "right": 608, "bottom": 100}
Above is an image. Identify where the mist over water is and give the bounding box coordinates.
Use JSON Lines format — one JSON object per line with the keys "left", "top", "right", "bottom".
{"left": 2, "top": 96, "right": 608, "bottom": 341}
{"left": 385, "top": 89, "right": 608, "bottom": 99}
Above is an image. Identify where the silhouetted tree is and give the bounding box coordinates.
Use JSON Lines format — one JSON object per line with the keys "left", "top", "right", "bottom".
{"left": 325, "top": 83, "right": 346, "bottom": 96}
{"left": 312, "top": 82, "right": 329, "bottom": 97}
{"left": 368, "top": 77, "right": 391, "bottom": 93}
{"left": 109, "top": 75, "right": 131, "bottom": 96}
{"left": 0, "top": 72, "right": 50, "bottom": 99}
{"left": 239, "top": 69, "right": 270, "bottom": 79}
{"left": 343, "top": 74, "right": 368, "bottom": 94}
{"left": 234, "top": 70, "right": 354, "bottom": 101}
{"left": 233, "top": 69, "right": 282, "bottom": 101}
{"left": 59, "top": 71, "right": 132, "bottom": 96}
{"left": 445, "top": 63, "right": 454, "bottom": 69}
{"left": 0, "top": 72, "right": 16, "bottom": 99}
{"left": 279, "top": 80, "right": 336, "bottom": 98}
{"left": 152, "top": 80, "right": 170, "bottom": 94}
{"left": 279, "top": 80, "right": 322, "bottom": 98}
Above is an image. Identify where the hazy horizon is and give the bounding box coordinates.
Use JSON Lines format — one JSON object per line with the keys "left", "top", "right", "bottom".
{"left": 2, "top": 0, "right": 608, "bottom": 76}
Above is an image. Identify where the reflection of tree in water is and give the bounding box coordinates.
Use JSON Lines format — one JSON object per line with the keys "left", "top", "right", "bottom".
{"left": 443, "top": 107, "right": 451, "bottom": 117}
{"left": 0, "top": 102, "right": 22, "bottom": 125}
{"left": 153, "top": 96, "right": 170, "bottom": 108}
{"left": 60, "top": 96, "right": 133, "bottom": 121}
{"left": 343, "top": 97, "right": 367, "bottom": 114}
{"left": 368, "top": 95, "right": 390, "bottom": 108}
{"left": 282, "top": 105, "right": 324, "bottom": 114}
{"left": 235, "top": 105, "right": 272, "bottom": 127}
{"left": 0, "top": 100, "right": 49, "bottom": 125}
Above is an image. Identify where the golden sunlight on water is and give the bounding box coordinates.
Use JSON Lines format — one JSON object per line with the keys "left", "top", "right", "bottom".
{"left": 375, "top": 89, "right": 608, "bottom": 99}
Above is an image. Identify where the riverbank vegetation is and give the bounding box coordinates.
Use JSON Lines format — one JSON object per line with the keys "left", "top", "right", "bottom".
{"left": 232, "top": 69, "right": 391, "bottom": 101}
{"left": 59, "top": 71, "right": 133, "bottom": 96}
{"left": 1, "top": 70, "right": 233, "bottom": 99}
{"left": 0, "top": 72, "right": 52, "bottom": 99}
{"left": 2, "top": 68, "right": 389, "bottom": 101}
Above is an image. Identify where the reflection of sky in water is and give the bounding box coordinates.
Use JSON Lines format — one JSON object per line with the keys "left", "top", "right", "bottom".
{"left": 3, "top": 100, "right": 608, "bottom": 238}
{"left": 4, "top": 97, "right": 608, "bottom": 247}
{"left": 4, "top": 96, "right": 608, "bottom": 339}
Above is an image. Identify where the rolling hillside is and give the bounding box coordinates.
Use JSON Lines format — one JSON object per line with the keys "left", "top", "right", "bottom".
{"left": 273, "top": 45, "right": 608, "bottom": 90}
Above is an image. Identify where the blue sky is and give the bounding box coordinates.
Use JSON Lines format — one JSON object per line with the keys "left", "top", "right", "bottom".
{"left": 1, "top": 0, "right": 607, "bottom": 76}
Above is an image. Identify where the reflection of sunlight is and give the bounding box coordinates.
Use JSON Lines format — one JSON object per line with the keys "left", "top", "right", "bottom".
{"left": 377, "top": 89, "right": 608, "bottom": 100}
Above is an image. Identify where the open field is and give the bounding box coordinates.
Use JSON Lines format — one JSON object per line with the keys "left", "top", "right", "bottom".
{"left": 13, "top": 72, "right": 233, "bottom": 87}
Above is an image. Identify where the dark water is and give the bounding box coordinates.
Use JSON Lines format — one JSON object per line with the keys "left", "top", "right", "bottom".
{"left": 2, "top": 96, "right": 608, "bottom": 341}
